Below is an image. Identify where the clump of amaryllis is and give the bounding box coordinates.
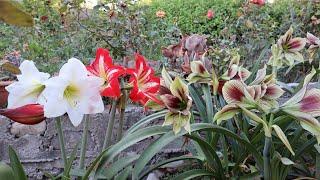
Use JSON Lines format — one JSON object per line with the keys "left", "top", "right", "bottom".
{"left": 41, "top": 58, "right": 105, "bottom": 127}
{"left": 156, "top": 10, "right": 166, "bottom": 18}
{"left": 86, "top": 48, "right": 125, "bottom": 98}
{"left": 127, "top": 53, "right": 162, "bottom": 106}
{"left": 213, "top": 65, "right": 284, "bottom": 124}
{"left": 281, "top": 68, "right": 320, "bottom": 143}
{"left": 271, "top": 27, "right": 306, "bottom": 68}
{"left": 160, "top": 68, "right": 192, "bottom": 134}
{"left": 207, "top": 9, "right": 214, "bottom": 20}
{"left": 0, "top": 104, "right": 45, "bottom": 125}
{"left": 6, "top": 60, "right": 50, "bottom": 109}
{"left": 306, "top": 32, "right": 320, "bottom": 63}
{"left": 249, "top": 0, "right": 265, "bottom": 5}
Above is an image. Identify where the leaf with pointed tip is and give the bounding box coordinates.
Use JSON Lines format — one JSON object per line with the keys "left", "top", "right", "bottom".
{"left": 8, "top": 146, "right": 27, "bottom": 180}
{"left": 0, "top": 162, "right": 15, "bottom": 180}
{"left": 0, "top": 1, "right": 34, "bottom": 27}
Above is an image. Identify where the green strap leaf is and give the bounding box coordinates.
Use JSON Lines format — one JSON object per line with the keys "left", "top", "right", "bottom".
{"left": 96, "top": 123, "right": 263, "bottom": 177}
{"left": 114, "top": 166, "right": 132, "bottom": 180}
{"left": 8, "top": 146, "right": 27, "bottom": 180}
{"left": 126, "top": 110, "right": 168, "bottom": 134}
{"left": 95, "top": 125, "right": 171, "bottom": 178}
{"left": 104, "top": 155, "right": 139, "bottom": 179}
{"left": 0, "top": 162, "right": 15, "bottom": 180}
{"left": 139, "top": 155, "right": 204, "bottom": 179}
{"left": 189, "top": 85, "right": 206, "bottom": 120}
{"left": 186, "top": 134, "right": 224, "bottom": 178}
{"left": 173, "top": 169, "right": 214, "bottom": 180}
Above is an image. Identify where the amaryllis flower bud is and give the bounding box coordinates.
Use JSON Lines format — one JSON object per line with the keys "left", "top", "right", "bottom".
{"left": 207, "top": 9, "right": 214, "bottom": 20}
{"left": 0, "top": 104, "right": 45, "bottom": 125}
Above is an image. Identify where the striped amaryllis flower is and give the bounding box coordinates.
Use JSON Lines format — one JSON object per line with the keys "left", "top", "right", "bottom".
{"left": 276, "top": 27, "right": 306, "bottom": 67}
{"left": 160, "top": 69, "right": 192, "bottom": 134}
{"left": 248, "top": 64, "right": 284, "bottom": 109}
{"left": 221, "top": 54, "right": 251, "bottom": 81}
{"left": 127, "top": 53, "right": 162, "bottom": 106}
{"left": 281, "top": 68, "right": 320, "bottom": 143}
{"left": 213, "top": 80, "right": 256, "bottom": 124}
{"left": 0, "top": 104, "right": 45, "bottom": 125}
{"left": 86, "top": 48, "right": 125, "bottom": 98}
{"left": 187, "top": 61, "right": 211, "bottom": 84}
{"left": 306, "top": 32, "right": 320, "bottom": 63}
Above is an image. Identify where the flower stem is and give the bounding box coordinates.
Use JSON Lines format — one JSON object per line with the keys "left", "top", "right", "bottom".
{"left": 263, "top": 136, "right": 272, "bottom": 180}
{"left": 55, "top": 117, "right": 67, "bottom": 169}
{"left": 102, "top": 99, "right": 118, "bottom": 150}
{"left": 79, "top": 114, "right": 89, "bottom": 169}
{"left": 272, "top": 66, "right": 277, "bottom": 79}
{"left": 116, "top": 89, "right": 127, "bottom": 143}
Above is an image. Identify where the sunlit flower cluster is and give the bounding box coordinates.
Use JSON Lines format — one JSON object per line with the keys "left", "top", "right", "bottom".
{"left": 1, "top": 48, "right": 163, "bottom": 127}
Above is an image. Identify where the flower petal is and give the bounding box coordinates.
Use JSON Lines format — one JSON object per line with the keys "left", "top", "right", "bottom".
{"left": 213, "top": 104, "right": 240, "bottom": 124}
{"left": 190, "top": 61, "right": 209, "bottom": 75}
{"left": 263, "top": 84, "right": 284, "bottom": 100}
{"left": 222, "top": 80, "right": 245, "bottom": 103}
{"left": 59, "top": 58, "right": 87, "bottom": 81}
{"left": 170, "top": 77, "right": 189, "bottom": 101}
{"left": 250, "top": 64, "right": 266, "bottom": 85}
{"left": 282, "top": 67, "right": 316, "bottom": 107}
{"left": 66, "top": 106, "right": 84, "bottom": 127}
{"left": 160, "top": 94, "right": 181, "bottom": 112}
{"left": 299, "top": 88, "right": 320, "bottom": 116}
{"left": 287, "top": 38, "right": 306, "bottom": 52}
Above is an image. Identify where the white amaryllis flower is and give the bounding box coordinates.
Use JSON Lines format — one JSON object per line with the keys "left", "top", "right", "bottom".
{"left": 42, "top": 58, "right": 104, "bottom": 126}
{"left": 6, "top": 60, "right": 50, "bottom": 108}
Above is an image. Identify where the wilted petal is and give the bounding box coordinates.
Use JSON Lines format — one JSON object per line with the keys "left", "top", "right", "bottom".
{"left": 222, "top": 80, "right": 245, "bottom": 103}
{"left": 0, "top": 104, "right": 45, "bottom": 125}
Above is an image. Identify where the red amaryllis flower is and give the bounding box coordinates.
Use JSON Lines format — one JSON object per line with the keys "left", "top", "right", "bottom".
{"left": 0, "top": 104, "right": 45, "bottom": 125}
{"left": 207, "top": 9, "right": 214, "bottom": 20}
{"left": 86, "top": 48, "right": 125, "bottom": 98}
{"left": 127, "top": 53, "right": 162, "bottom": 106}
